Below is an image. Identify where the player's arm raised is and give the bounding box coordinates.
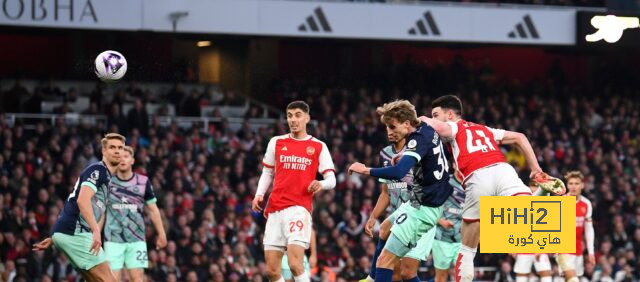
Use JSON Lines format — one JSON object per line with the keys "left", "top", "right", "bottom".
{"left": 419, "top": 116, "right": 453, "bottom": 138}
{"left": 349, "top": 156, "right": 416, "bottom": 179}
{"left": 365, "top": 183, "right": 390, "bottom": 237}
{"left": 499, "top": 130, "right": 542, "bottom": 177}
{"left": 350, "top": 135, "right": 425, "bottom": 179}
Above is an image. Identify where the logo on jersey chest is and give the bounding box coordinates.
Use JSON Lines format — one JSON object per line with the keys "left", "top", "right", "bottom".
{"left": 280, "top": 155, "right": 313, "bottom": 171}
{"left": 408, "top": 140, "right": 417, "bottom": 149}
{"left": 306, "top": 146, "right": 315, "bottom": 155}
{"left": 112, "top": 196, "right": 138, "bottom": 211}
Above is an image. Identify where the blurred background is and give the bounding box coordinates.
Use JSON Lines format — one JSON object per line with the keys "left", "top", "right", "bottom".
{"left": 1, "top": 0, "right": 640, "bottom": 281}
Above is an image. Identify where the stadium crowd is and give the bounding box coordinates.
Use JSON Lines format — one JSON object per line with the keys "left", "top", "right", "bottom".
{"left": 1, "top": 55, "right": 640, "bottom": 282}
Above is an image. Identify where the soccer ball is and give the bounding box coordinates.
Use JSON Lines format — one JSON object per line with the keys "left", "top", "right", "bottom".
{"left": 94, "top": 50, "right": 127, "bottom": 82}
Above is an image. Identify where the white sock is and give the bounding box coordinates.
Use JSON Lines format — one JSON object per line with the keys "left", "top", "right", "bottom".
{"left": 540, "top": 277, "right": 552, "bottom": 282}
{"left": 456, "top": 245, "right": 476, "bottom": 282}
{"left": 516, "top": 276, "right": 528, "bottom": 282}
{"left": 293, "top": 273, "right": 309, "bottom": 282}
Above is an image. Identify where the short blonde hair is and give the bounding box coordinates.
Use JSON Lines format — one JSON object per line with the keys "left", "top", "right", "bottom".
{"left": 564, "top": 171, "right": 584, "bottom": 182}
{"left": 101, "top": 133, "right": 126, "bottom": 148}
{"left": 376, "top": 100, "right": 420, "bottom": 127}
{"left": 123, "top": 146, "right": 134, "bottom": 157}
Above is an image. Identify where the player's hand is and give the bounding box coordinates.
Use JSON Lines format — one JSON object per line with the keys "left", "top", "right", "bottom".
{"left": 308, "top": 180, "right": 322, "bottom": 193}
{"left": 348, "top": 162, "right": 367, "bottom": 175}
{"left": 364, "top": 217, "right": 376, "bottom": 238}
{"left": 530, "top": 170, "right": 545, "bottom": 180}
{"left": 309, "top": 254, "right": 318, "bottom": 269}
{"left": 252, "top": 195, "right": 264, "bottom": 212}
{"left": 438, "top": 218, "right": 454, "bottom": 229}
{"left": 90, "top": 230, "right": 102, "bottom": 256}
{"left": 392, "top": 154, "right": 403, "bottom": 165}
{"left": 156, "top": 233, "right": 168, "bottom": 250}
{"left": 587, "top": 254, "right": 595, "bottom": 265}
{"left": 32, "top": 237, "right": 53, "bottom": 251}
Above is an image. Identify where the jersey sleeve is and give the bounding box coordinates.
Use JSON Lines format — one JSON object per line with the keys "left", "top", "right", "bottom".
{"left": 585, "top": 199, "right": 593, "bottom": 221}
{"left": 486, "top": 126, "right": 506, "bottom": 141}
{"left": 80, "top": 165, "right": 110, "bottom": 192}
{"left": 317, "top": 142, "right": 336, "bottom": 175}
{"left": 262, "top": 137, "right": 277, "bottom": 168}
{"left": 404, "top": 132, "right": 431, "bottom": 162}
{"left": 144, "top": 181, "right": 157, "bottom": 205}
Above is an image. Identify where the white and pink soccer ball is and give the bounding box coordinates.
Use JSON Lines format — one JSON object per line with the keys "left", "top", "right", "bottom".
{"left": 94, "top": 50, "right": 127, "bottom": 83}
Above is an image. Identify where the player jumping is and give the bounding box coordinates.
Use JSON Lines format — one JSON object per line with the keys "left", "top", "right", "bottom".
{"left": 104, "top": 145, "right": 167, "bottom": 282}
{"left": 32, "top": 133, "right": 126, "bottom": 282}
{"left": 349, "top": 100, "right": 452, "bottom": 282}
{"left": 361, "top": 128, "right": 436, "bottom": 282}
{"left": 252, "top": 101, "right": 336, "bottom": 282}
{"left": 422, "top": 95, "right": 564, "bottom": 282}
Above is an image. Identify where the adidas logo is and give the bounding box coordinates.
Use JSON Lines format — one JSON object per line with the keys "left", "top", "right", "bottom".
{"left": 298, "top": 7, "right": 332, "bottom": 33}
{"left": 282, "top": 146, "right": 288, "bottom": 151}
{"left": 408, "top": 11, "right": 441, "bottom": 36}
{"left": 508, "top": 15, "right": 539, "bottom": 39}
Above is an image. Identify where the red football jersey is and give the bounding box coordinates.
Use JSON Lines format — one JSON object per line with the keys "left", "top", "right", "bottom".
{"left": 261, "top": 134, "right": 335, "bottom": 215}
{"left": 575, "top": 195, "right": 593, "bottom": 255}
{"left": 447, "top": 119, "right": 507, "bottom": 181}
